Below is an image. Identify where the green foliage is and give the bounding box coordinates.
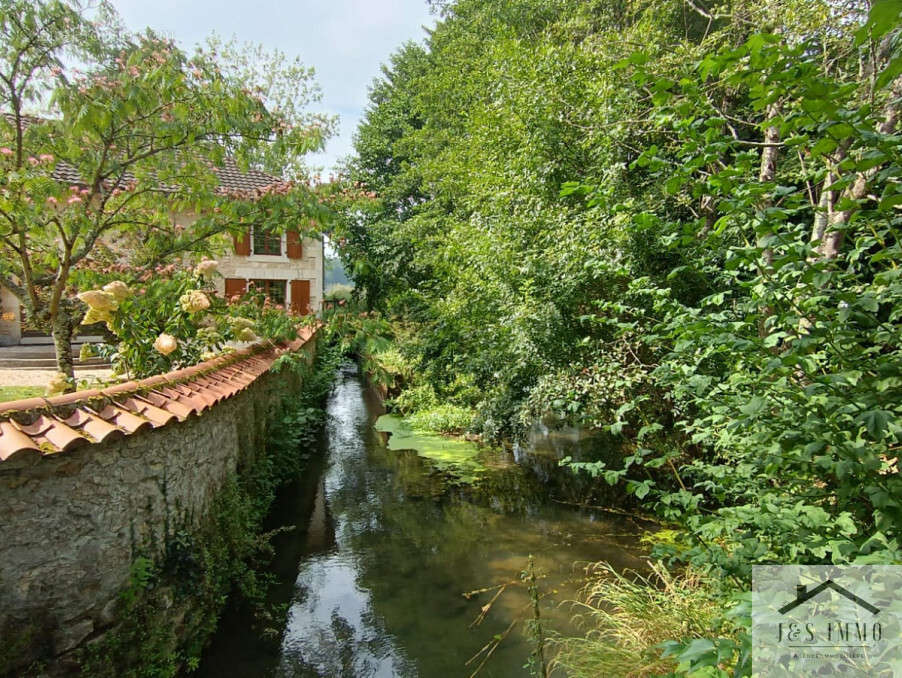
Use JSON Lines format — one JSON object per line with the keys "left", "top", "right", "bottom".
{"left": 368, "top": 345, "right": 412, "bottom": 381}
{"left": 374, "top": 413, "right": 484, "bottom": 483}
{"left": 335, "top": 0, "right": 702, "bottom": 441}
{"left": 78, "top": 475, "right": 273, "bottom": 678}
{"left": 83, "top": 271, "right": 228, "bottom": 378}
{"left": 0, "top": 386, "right": 42, "bottom": 403}
{"left": 319, "top": 309, "right": 401, "bottom": 395}
{"left": 393, "top": 382, "right": 438, "bottom": 414}
{"left": 79, "top": 269, "right": 302, "bottom": 378}
{"left": 577, "top": 1, "right": 902, "bottom": 578}
{"left": 338, "top": 0, "right": 902, "bottom": 570}
{"left": 324, "top": 283, "right": 354, "bottom": 302}
{"left": 406, "top": 403, "right": 475, "bottom": 435}
{"left": 521, "top": 555, "right": 549, "bottom": 678}
{"left": 0, "top": 0, "right": 333, "bottom": 377}
{"left": 337, "top": 0, "right": 902, "bottom": 671}
{"left": 237, "top": 286, "right": 307, "bottom": 345}
{"left": 550, "top": 562, "right": 745, "bottom": 678}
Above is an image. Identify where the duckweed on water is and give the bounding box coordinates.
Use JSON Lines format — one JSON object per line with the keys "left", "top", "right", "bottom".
{"left": 374, "top": 414, "right": 486, "bottom": 482}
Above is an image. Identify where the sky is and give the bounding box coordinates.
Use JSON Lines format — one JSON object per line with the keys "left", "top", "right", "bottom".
{"left": 111, "top": 0, "right": 437, "bottom": 173}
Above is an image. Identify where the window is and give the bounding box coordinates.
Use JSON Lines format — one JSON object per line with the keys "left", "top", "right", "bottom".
{"left": 249, "top": 279, "right": 286, "bottom": 306}
{"left": 252, "top": 227, "right": 282, "bottom": 256}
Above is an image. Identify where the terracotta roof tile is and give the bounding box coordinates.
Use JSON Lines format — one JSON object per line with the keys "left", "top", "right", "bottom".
{"left": 140, "top": 375, "right": 171, "bottom": 389}
{"left": 191, "top": 376, "right": 233, "bottom": 400}
{"left": 0, "top": 421, "right": 41, "bottom": 461}
{"left": 218, "top": 367, "right": 255, "bottom": 386}
{"left": 4, "top": 114, "right": 280, "bottom": 194}
{"left": 0, "top": 325, "right": 320, "bottom": 462}
{"left": 141, "top": 391, "right": 195, "bottom": 420}
{"left": 0, "top": 397, "right": 49, "bottom": 415}
{"left": 100, "top": 382, "right": 141, "bottom": 398}
{"left": 217, "top": 372, "right": 250, "bottom": 391}
{"left": 96, "top": 405, "right": 153, "bottom": 435}
{"left": 64, "top": 410, "right": 125, "bottom": 444}
{"left": 46, "top": 390, "right": 103, "bottom": 407}
{"left": 18, "top": 415, "right": 88, "bottom": 453}
{"left": 159, "top": 385, "right": 209, "bottom": 412}
{"left": 180, "top": 385, "right": 218, "bottom": 409}
{"left": 119, "top": 397, "right": 177, "bottom": 428}
{"left": 164, "top": 365, "right": 206, "bottom": 382}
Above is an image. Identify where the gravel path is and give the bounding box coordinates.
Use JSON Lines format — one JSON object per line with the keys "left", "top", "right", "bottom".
{"left": 0, "top": 368, "right": 113, "bottom": 387}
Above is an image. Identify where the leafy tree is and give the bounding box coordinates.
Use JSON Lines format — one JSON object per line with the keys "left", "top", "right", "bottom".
{"left": 0, "top": 0, "right": 333, "bottom": 382}
{"left": 589, "top": 0, "right": 902, "bottom": 573}
{"left": 337, "top": 0, "right": 902, "bottom": 580}
{"left": 338, "top": 41, "right": 431, "bottom": 309}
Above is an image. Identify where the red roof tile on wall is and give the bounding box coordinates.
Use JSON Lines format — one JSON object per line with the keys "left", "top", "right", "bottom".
{"left": 0, "top": 422, "right": 41, "bottom": 462}
{"left": 0, "top": 325, "right": 319, "bottom": 463}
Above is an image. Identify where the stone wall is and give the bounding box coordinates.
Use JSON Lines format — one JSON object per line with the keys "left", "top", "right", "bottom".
{"left": 0, "top": 342, "right": 313, "bottom": 671}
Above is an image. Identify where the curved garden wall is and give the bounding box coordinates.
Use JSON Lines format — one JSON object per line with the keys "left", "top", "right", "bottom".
{"left": 0, "top": 327, "right": 317, "bottom": 672}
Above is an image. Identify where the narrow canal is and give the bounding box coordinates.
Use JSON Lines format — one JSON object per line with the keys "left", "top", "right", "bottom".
{"left": 199, "top": 364, "right": 645, "bottom": 677}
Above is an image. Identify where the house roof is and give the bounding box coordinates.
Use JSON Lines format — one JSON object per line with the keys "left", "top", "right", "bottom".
{"left": 2, "top": 113, "right": 282, "bottom": 195}
{"left": 0, "top": 325, "right": 317, "bottom": 463}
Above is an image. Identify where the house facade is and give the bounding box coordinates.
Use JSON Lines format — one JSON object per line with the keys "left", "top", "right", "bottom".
{"left": 217, "top": 225, "right": 324, "bottom": 316}
{"left": 0, "top": 225, "right": 324, "bottom": 346}
{"left": 0, "top": 155, "right": 324, "bottom": 346}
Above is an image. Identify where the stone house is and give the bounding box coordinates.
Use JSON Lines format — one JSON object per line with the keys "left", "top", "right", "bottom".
{"left": 0, "top": 156, "right": 323, "bottom": 346}
{"left": 217, "top": 221, "right": 323, "bottom": 318}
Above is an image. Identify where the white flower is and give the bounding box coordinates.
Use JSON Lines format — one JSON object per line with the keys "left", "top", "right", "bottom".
{"left": 237, "top": 327, "right": 257, "bottom": 342}
{"left": 229, "top": 316, "right": 255, "bottom": 331}
{"left": 153, "top": 333, "right": 178, "bottom": 355}
{"left": 77, "top": 289, "right": 118, "bottom": 311}
{"left": 179, "top": 290, "right": 210, "bottom": 313}
{"left": 81, "top": 307, "right": 112, "bottom": 326}
{"left": 194, "top": 258, "right": 219, "bottom": 279}
{"left": 102, "top": 280, "right": 131, "bottom": 301}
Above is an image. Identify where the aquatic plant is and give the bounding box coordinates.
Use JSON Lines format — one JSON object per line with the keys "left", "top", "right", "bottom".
{"left": 375, "top": 414, "right": 485, "bottom": 484}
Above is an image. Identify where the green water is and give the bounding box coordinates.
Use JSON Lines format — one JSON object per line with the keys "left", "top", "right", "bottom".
{"left": 374, "top": 414, "right": 485, "bottom": 483}
{"left": 199, "top": 364, "right": 645, "bottom": 677}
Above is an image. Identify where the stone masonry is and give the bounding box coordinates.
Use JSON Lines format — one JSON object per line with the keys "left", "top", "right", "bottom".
{"left": 0, "top": 341, "right": 312, "bottom": 670}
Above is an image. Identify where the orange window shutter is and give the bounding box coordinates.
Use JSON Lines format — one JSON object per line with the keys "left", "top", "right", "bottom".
{"left": 290, "top": 279, "right": 311, "bottom": 315}
{"left": 233, "top": 229, "right": 251, "bottom": 256}
{"left": 286, "top": 230, "right": 303, "bottom": 259}
{"left": 224, "top": 278, "right": 247, "bottom": 300}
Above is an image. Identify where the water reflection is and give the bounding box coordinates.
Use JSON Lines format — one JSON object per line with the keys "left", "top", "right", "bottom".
{"left": 276, "top": 369, "right": 412, "bottom": 678}
{"left": 200, "top": 364, "right": 645, "bottom": 678}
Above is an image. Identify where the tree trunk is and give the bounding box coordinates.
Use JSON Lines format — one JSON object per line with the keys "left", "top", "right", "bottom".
{"left": 52, "top": 307, "right": 76, "bottom": 388}
{"left": 757, "top": 104, "right": 781, "bottom": 338}
{"left": 816, "top": 74, "right": 902, "bottom": 259}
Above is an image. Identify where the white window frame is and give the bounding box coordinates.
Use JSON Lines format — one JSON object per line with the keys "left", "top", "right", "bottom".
{"left": 249, "top": 225, "right": 287, "bottom": 259}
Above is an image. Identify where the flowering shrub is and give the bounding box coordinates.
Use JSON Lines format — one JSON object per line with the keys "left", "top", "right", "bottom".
{"left": 77, "top": 264, "right": 306, "bottom": 379}
{"left": 179, "top": 290, "right": 211, "bottom": 313}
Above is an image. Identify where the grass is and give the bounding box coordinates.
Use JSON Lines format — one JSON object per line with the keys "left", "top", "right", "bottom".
{"left": 406, "top": 403, "right": 475, "bottom": 434}
{"left": 0, "top": 385, "right": 43, "bottom": 403}
{"left": 549, "top": 561, "right": 727, "bottom": 678}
